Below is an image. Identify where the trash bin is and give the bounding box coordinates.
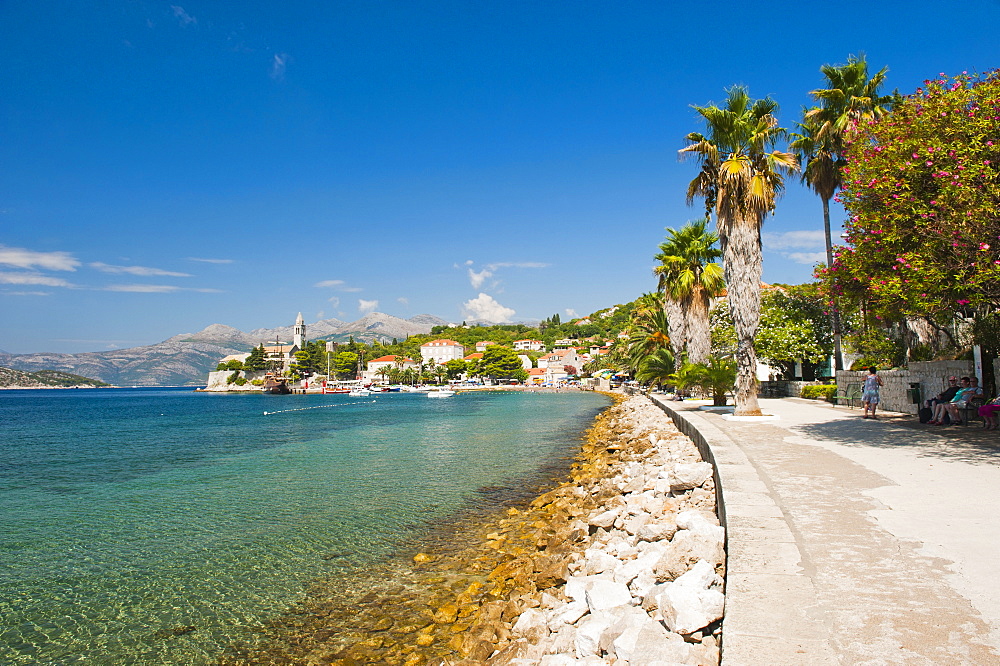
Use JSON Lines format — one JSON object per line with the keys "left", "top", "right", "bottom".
{"left": 907, "top": 382, "right": 922, "bottom": 404}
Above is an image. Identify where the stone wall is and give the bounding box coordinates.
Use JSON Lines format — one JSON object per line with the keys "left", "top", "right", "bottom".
{"left": 837, "top": 360, "right": 974, "bottom": 415}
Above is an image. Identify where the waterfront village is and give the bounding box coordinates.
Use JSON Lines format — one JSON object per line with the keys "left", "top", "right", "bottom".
{"left": 204, "top": 312, "right": 622, "bottom": 393}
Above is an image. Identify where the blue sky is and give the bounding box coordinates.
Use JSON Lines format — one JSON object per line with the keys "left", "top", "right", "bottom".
{"left": 2, "top": 1, "right": 999, "bottom": 354}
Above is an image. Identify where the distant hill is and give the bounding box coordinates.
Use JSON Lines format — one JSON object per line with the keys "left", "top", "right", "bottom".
{"left": 0, "top": 366, "right": 110, "bottom": 389}
{"left": 0, "top": 313, "right": 452, "bottom": 386}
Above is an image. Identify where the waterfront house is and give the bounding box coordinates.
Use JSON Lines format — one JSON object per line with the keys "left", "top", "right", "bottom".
{"left": 420, "top": 339, "right": 466, "bottom": 364}
{"left": 363, "top": 355, "right": 417, "bottom": 383}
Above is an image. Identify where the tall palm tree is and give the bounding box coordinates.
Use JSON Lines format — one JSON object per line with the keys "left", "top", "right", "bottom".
{"left": 654, "top": 218, "right": 724, "bottom": 365}
{"left": 680, "top": 86, "right": 798, "bottom": 416}
{"left": 636, "top": 348, "right": 676, "bottom": 393}
{"left": 797, "top": 55, "right": 892, "bottom": 372}
{"left": 624, "top": 293, "right": 673, "bottom": 375}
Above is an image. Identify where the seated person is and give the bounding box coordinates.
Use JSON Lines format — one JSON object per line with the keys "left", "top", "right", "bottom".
{"left": 933, "top": 377, "right": 984, "bottom": 425}
{"left": 924, "top": 376, "right": 961, "bottom": 409}
{"left": 978, "top": 395, "right": 1000, "bottom": 430}
{"left": 929, "top": 376, "right": 971, "bottom": 424}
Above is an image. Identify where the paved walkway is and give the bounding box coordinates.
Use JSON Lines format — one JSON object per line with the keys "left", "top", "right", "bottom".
{"left": 653, "top": 396, "right": 1000, "bottom": 666}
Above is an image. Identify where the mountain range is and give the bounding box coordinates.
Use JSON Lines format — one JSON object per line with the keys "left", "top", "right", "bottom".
{"left": 0, "top": 313, "right": 452, "bottom": 386}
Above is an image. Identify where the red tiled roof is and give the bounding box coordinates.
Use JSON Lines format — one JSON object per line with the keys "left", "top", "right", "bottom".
{"left": 422, "top": 339, "right": 462, "bottom": 347}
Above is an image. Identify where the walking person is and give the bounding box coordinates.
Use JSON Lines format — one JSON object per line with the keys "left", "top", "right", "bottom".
{"left": 862, "top": 366, "right": 883, "bottom": 419}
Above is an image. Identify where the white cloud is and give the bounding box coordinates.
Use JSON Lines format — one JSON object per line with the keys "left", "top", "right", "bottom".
{"left": 358, "top": 299, "right": 379, "bottom": 314}
{"left": 762, "top": 230, "right": 825, "bottom": 250}
{"left": 328, "top": 296, "right": 340, "bottom": 308}
{"left": 90, "top": 262, "right": 191, "bottom": 277}
{"left": 397, "top": 297, "right": 409, "bottom": 306}
{"left": 468, "top": 268, "right": 492, "bottom": 289}
{"left": 786, "top": 252, "right": 828, "bottom": 265}
{"left": 464, "top": 261, "right": 549, "bottom": 290}
{"left": 0, "top": 245, "right": 79, "bottom": 271}
{"left": 188, "top": 257, "right": 234, "bottom": 264}
{"left": 170, "top": 5, "right": 196, "bottom": 25}
{"left": 4, "top": 290, "right": 51, "bottom": 296}
{"left": 103, "top": 284, "right": 222, "bottom": 293}
{"left": 0, "top": 272, "right": 74, "bottom": 287}
{"left": 566, "top": 308, "right": 579, "bottom": 318}
{"left": 315, "top": 279, "right": 362, "bottom": 292}
{"left": 462, "top": 293, "right": 515, "bottom": 323}
{"left": 270, "top": 53, "right": 289, "bottom": 80}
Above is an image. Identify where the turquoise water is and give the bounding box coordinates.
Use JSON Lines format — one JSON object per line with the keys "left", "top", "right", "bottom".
{"left": 0, "top": 387, "right": 609, "bottom": 664}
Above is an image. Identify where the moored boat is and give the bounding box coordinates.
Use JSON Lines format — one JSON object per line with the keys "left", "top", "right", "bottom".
{"left": 426, "top": 388, "right": 455, "bottom": 398}
{"left": 262, "top": 374, "right": 291, "bottom": 395}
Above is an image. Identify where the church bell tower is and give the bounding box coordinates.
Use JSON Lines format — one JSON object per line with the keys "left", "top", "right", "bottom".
{"left": 293, "top": 312, "right": 306, "bottom": 349}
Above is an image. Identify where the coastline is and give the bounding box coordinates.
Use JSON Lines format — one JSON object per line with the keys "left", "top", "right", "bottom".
{"left": 219, "top": 392, "right": 722, "bottom": 665}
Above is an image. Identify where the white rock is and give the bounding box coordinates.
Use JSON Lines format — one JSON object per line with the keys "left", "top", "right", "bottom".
{"left": 610, "top": 611, "right": 691, "bottom": 664}
{"left": 581, "top": 549, "right": 621, "bottom": 576}
{"left": 512, "top": 607, "right": 549, "bottom": 636}
{"left": 547, "top": 600, "right": 590, "bottom": 630}
{"left": 585, "top": 578, "right": 634, "bottom": 611}
{"left": 588, "top": 508, "right": 619, "bottom": 529}
{"left": 539, "top": 654, "right": 577, "bottom": 665}
{"left": 669, "top": 462, "right": 714, "bottom": 491}
{"left": 565, "top": 575, "right": 610, "bottom": 603}
{"left": 597, "top": 605, "right": 651, "bottom": 655}
{"left": 574, "top": 610, "right": 613, "bottom": 657}
{"left": 676, "top": 510, "right": 725, "bottom": 542}
{"left": 544, "top": 625, "right": 578, "bottom": 656}
{"left": 654, "top": 530, "right": 725, "bottom": 581}
{"left": 628, "top": 568, "right": 658, "bottom": 600}
{"left": 674, "top": 558, "right": 722, "bottom": 590}
{"left": 623, "top": 513, "right": 651, "bottom": 536}
{"left": 656, "top": 584, "right": 725, "bottom": 635}
{"left": 637, "top": 519, "right": 677, "bottom": 543}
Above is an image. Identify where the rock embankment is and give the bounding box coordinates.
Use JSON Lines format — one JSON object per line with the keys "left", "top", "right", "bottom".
{"left": 219, "top": 393, "right": 723, "bottom": 665}
{"left": 474, "top": 394, "right": 724, "bottom": 665}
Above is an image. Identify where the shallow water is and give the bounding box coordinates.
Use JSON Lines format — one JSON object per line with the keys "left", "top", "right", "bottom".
{"left": 0, "top": 387, "right": 608, "bottom": 664}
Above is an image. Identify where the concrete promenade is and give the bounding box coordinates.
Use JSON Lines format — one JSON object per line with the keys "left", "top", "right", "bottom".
{"left": 652, "top": 396, "right": 1000, "bottom": 665}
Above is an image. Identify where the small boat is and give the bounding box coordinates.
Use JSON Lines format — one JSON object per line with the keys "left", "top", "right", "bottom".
{"left": 349, "top": 389, "right": 372, "bottom": 397}
{"left": 426, "top": 388, "right": 455, "bottom": 398}
{"left": 262, "top": 374, "right": 291, "bottom": 395}
{"left": 323, "top": 387, "right": 351, "bottom": 394}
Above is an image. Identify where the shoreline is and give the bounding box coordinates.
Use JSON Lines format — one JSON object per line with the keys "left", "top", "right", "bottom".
{"left": 219, "top": 392, "right": 722, "bottom": 665}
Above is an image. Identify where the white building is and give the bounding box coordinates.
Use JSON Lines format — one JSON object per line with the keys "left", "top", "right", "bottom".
{"left": 475, "top": 341, "right": 497, "bottom": 352}
{"left": 363, "top": 355, "right": 417, "bottom": 383}
{"left": 420, "top": 339, "right": 466, "bottom": 365}
{"left": 513, "top": 339, "right": 545, "bottom": 352}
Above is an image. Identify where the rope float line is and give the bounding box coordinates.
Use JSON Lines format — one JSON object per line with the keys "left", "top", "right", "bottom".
{"left": 263, "top": 399, "right": 377, "bottom": 416}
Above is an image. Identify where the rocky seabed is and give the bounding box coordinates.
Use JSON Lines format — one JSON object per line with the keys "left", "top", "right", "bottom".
{"left": 222, "top": 394, "right": 723, "bottom": 665}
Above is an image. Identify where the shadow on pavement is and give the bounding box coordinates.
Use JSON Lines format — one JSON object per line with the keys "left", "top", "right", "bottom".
{"left": 780, "top": 401, "right": 1000, "bottom": 466}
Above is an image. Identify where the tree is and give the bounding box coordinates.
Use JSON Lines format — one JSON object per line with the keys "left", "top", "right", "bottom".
{"left": 244, "top": 345, "right": 267, "bottom": 372}
{"left": 793, "top": 54, "right": 893, "bottom": 370}
{"left": 681, "top": 86, "right": 798, "bottom": 415}
{"left": 332, "top": 351, "right": 359, "bottom": 379}
{"left": 623, "top": 293, "right": 673, "bottom": 375}
{"left": 636, "top": 348, "right": 676, "bottom": 392}
{"left": 830, "top": 70, "right": 1000, "bottom": 349}
{"left": 444, "top": 359, "right": 468, "bottom": 380}
{"left": 712, "top": 285, "right": 832, "bottom": 378}
{"left": 477, "top": 345, "right": 526, "bottom": 380}
{"left": 653, "top": 218, "right": 724, "bottom": 365}
{"left": 690, "top": 356, "right": 737, "bottom": 406}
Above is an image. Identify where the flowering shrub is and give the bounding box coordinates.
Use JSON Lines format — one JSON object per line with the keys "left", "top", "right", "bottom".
{"left": 828, "top": 71, "right": 1000, "bottom": 328}
{"left": 800, "top": 384, "right": 837, "bottom": 401}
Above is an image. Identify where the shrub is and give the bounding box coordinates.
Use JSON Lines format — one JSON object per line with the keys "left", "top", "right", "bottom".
{"left": 226, "top": 371, "right": 241, "bottom": 384}
{"left": 250, "top": 379, "right": 264, "bottom": 386}
{"left": 234, "top": 376, "right": 248, "bottom": 386}
{"left": 800, "top": 384, "right": 837, "bottom": 401}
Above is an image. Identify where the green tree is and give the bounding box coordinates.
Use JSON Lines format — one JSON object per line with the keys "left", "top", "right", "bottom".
{"left": 653, "top": 218, "right": 724, "bottom": 365}
{"left": 793, "top": 54, "right": 892, "bottom": 370}
{"left": 681, "top": 85, "right": 798, "bottom": 415}
{"left": 636, "top": 348, "right": 676, "bottom": 392}
{"left": 444, "top": 359, "right": 468, "bottom": 380}
{"left": 244, "top": 345, "right": 267, "bottom": 372}
{"left": 477, "top": 345, "right": 527, "bottom": 380}
{"left": 831, "top": 70, "right": 1000, "bottom": 351}
{"left": 332, "top": 351, "right": 360, "bottom": 379}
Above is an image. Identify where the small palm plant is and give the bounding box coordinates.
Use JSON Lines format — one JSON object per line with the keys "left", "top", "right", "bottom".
{"left": 692, "top": 356, "right": 737, "bottom": 406}
{"left": 636, "top": 348, "right": 676, "bottom": 393}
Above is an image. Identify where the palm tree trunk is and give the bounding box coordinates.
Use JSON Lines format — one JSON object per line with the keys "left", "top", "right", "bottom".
{"left": 663, "top": 298, "right": 687, "bottom": 368}
{"left": 822, "top": 196, "right": 845, "bottom": 372}
{"left": 685, "top": 289, "right": 711, "bottom": 365}
{"left": 722, "top": 215, "right": 763, "bottom": 416}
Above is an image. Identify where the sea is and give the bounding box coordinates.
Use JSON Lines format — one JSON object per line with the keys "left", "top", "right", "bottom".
{"left": 0, "top": 387, "right": 609, "bottom": 665}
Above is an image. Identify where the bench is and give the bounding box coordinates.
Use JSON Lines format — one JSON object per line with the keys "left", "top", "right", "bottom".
{"left": 958, "top": 397, "right": 985, "bottom": 426}
{"left": 834, "top": 382, "right": 862, "bottom": 409}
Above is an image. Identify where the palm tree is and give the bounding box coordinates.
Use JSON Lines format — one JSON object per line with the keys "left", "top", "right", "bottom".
{"left": 624, "top": 294, "right": 673, "bottom": 375}
{"left": 654, "top": 218, "right": 724, "bottom": 365}
{"left": 680, "top": 86, "right": 798, "bottom": 415}
{"left": 636, "top": 348, "right": 676, "bottom": 392}
{"left": 796, "top": 54, "right": 892, "bottom": 372}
